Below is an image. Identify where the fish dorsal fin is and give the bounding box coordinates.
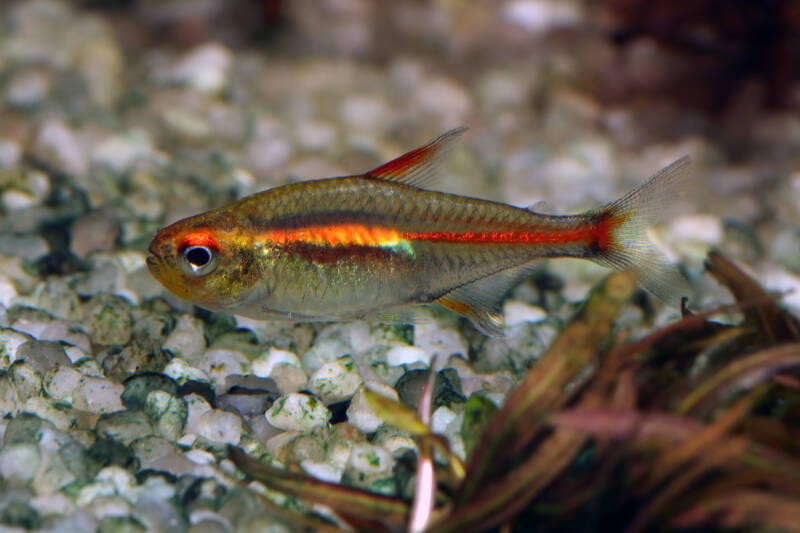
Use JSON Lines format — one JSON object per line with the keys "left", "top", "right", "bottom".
{"left": 436, "top": 262, "right": 541, "bottom": 336}
{"left": 363, "top": 126, "right": 468, "bottom": 188}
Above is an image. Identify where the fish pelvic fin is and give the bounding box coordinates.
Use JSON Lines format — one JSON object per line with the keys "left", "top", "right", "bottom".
{"left": 590, "top": 155, "right": 693, "bottom": 305}
{"left": 363, "top": 126, "right": 468, "bottom": 188}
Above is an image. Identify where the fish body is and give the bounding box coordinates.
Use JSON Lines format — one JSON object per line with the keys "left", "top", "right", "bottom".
{"left": 147, "top": 128, "right": 691, "bottom": 335}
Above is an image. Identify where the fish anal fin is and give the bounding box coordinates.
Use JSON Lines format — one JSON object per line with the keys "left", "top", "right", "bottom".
{"left": 436, "top": 262, "right": 541, "bottom": 336}
{"left": 363, "top": 126, "right": 468, "bottom": 188}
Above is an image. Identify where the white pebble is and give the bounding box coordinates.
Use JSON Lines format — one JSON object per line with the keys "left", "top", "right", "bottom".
{"left": 385, "top": 345, "right": 430, "bottom": 367}
{"left": 348, "top": 443, "right": 395, "bottom": 474}
{"left": 0, "top": 443, "right": 41, "bottom": 483}
{"left": 301, "top": 460, "right": 343, "bottom": 483}
{"left": 266, "top": 393, "right": 330, "bottom": 432}
{"left": 307, "top": 356, "right": 362, "bottom": 403}
{"left": 431, "top": 406, "right": 458, "bottom": 435}
{"left": 268, "top": 363, "right": 308, "bottom": 394}
{"left": 195, "top": 409, "right": 242, "bottom": 445}
{"left": 669, "top": 214, "right": 723, "bottom": 245}
{"left": 184, "top": 393, "right": 213, "bottom": 435}
{"left": 251, "top": 347, "right": 302, "bottom": 378}
{"left": 43, "top": 365, "right": 82, "bottom": 403}
{"left": 171, "top": 42, "right": 233, "bottom": 94}
{"left": 162, "top": 357, "right": 210, "bottom": 386}
{"left": 71, "top": 376, "right": 124, "bottom": 413}
{"left": 505, "top": 0, "right": 583, "bottom": 34}
{"left": 414, "top": 322, "right": 468, "bottom": 362}
{"left": 0, "top": 274, "right": 19, "bottom": 308}
{"left": 0, "top": 327, "right": 34, "bottom": 370}
{"left": 163, "top": 315, "right": 207, "bottom": 361}
{"left": 198, "top": 349, "right": 249, "bottom": 391}
{"left": 0, "top": 140, "right": 21, "bottom": 168}
{"left": 503, "top": 300, "right": 547, "bottom": 327}
{"left": 346, "top": 381, "right": 399, "bottom": 433}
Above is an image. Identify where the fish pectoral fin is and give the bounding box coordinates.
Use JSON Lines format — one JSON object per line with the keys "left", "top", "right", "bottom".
{"left": 436, "top": 262, "right": 542, "bottom": 337}
{"left": 363, "top": 126, "right": 468, "bottom": 189}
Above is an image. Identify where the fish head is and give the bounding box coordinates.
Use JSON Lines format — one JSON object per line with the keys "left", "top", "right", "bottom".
{"left": 147, "top": 212, "right": 261, "bottom": 311}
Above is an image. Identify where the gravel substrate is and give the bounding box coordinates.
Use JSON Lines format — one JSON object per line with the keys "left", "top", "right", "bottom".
{"left": 1, "top": 1, "right": 799, "bottom": 531}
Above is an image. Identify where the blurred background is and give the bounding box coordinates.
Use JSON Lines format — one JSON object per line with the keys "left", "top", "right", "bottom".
{"left": 1, "top": 3, "right": 800, "bottom": 531}
{"left": 1, "top": 0, "right": 799, "bottom": 307}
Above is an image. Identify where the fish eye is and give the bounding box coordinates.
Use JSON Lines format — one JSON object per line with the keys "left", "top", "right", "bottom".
{"left": 179, "top": 245, "right": 220, "bottom": 276}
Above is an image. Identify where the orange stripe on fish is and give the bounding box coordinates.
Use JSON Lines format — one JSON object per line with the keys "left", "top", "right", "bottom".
{"left": 260, "top": 224, "right": 405, "bottom": 248}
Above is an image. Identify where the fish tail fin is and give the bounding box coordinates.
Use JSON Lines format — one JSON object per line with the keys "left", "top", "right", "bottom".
{"left": 590, "top": 155, "right": 693, "bottom": 305}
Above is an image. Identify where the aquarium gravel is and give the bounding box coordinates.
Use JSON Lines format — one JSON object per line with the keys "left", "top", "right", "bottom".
{"left": 1, "top": 1, "right": 799, "bottom": 532}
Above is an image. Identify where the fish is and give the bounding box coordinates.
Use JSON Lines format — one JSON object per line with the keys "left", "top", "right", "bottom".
{"left": 147, "top": 127, "right": 691, "bottom": 336}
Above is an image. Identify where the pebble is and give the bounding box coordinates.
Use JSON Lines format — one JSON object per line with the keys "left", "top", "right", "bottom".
{"left": 385, "top": 345, "right": 430, "bottom": 367}
{"left": 431, "top": 405, "right": 459, "bottom": 435}
{"left": 95, "top": 411, "right": 152, "bottom": 446}
{"left": 346, "top": 381, "right": 400, "bottom": 433}
{"left": 121, "top": 373, "right": 179, "bottom": 411}
{"left": 307, "top": 356, "right": 363, "bottom": 404}
{"left": 43, "top": 365, "right": 82, "bottom": 403}
{"left": 343, "top": 443, "right": 396, "bottom": 495}
{"left": 0, "top": 140, "right": 21, "bottom": 167}
{"left": 413, "top": 321, "right": 469, "bottom": 362}
{"left": 91, "top": 130, "right": 159, "bottom": 174}
{"left": 34, "top": 119, "right": 88, "bottom": 176}
{"left": 503, "top": 300, "right": 547, "bottom": 327}
{"left": 171, "top": 42, "right": 233, "bottom": 94}
{"left": 71, "top": 376, "right": 125, "bottom": 414}
{"left": 26, "top": 278, "right": 82, "bottom": 321}
{"left": 198, "top": 349, "right": 250, "bottom": 392}
{"left": 267, "top": 363, "right": 308, "bottom": 394}
{"left": 504, "top": 0, "right": 583, "bottom": 34}
{"left": 184, "top": 393, "right": 213, "bottom": 435}
{"left": 301, "top": 336, "right": 352, "bottom": 374}
{"left": 669, "top": 214, "right": 723, "bottom": 245}
{"left": 83, "top": 294, "right": 134, "bottom": 346}
{"left": 162, "top": 357, "right": 211, "bottom": 386}
{"left": 163, "top": 315, "right": 207, "bottom": 361}
{"left": 6, "top": 68, "right": 51, "bottom": 108}
{"left": 21, "top": 397, "right": 74, "bottom": 431}
{"left": 0, "top": 274, "right": 20, "bottom": 308}
{"left": 266, "top": 393, "right": 330, "bottom": 432}
{"left": 144, "top": 390, "right": 187, "bottom": 441}
{"left": 194, "top": 409, "right": 242, "bottom": 445}
{"left": 216, "top": 389, "right": 275, "bottom": 418}
{"left": 70, "top": 211, "right": 122, "bottom": 260}
{"left": 0, "top": 326, "right": 34, "bottom": 371}
{"left": 0, "top": 442, "right": 41, "bottom": 483}
{"left": 0, "top": 234, "right": 49, "bottom": 262}
{"left": 9, "top": 361, "right": 43, "bottom": 403}
{"left": 250, "top": 346, "right": 302, "bottom": 377}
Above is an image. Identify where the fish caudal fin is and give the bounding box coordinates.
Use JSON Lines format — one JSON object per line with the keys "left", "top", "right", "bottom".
{"left": 591, "top": 155, "right": 693, "bottom": 305}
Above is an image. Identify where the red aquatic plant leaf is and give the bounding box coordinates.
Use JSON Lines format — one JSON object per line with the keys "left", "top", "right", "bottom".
{"left": 678, "top": 342, "right": 800, "bottom": 415}
{"left": 671, "top": 490, "right": 800, "bottom": 533}
{"left": 705, "top": 251, "right": 800, "bottom": 344}
{"left": 455, "top": 270, "right": 637, "bottom": 506}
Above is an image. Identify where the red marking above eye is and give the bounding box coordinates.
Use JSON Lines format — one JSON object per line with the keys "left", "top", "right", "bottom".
{"left": 180, "top": 231, "right": 219, "bottom": 251}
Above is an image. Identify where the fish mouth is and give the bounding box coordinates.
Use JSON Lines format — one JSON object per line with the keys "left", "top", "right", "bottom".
{"left": 145, "top": 245, "right": 164, "bottom": 275}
